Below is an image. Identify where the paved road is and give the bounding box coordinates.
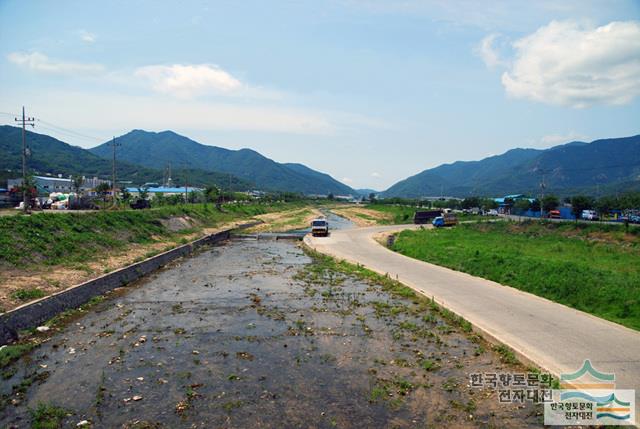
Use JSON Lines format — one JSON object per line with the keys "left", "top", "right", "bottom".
{"left": 503, "top": 213, "right": 639, "bottom": 228}
{"left": 305, "top": 225, "right": 640, "bottom": 405}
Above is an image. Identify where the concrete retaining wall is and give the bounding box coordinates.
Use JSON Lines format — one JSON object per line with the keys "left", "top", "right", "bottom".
{"left": 0, "top": 221, "right": 261, "bottom": 345}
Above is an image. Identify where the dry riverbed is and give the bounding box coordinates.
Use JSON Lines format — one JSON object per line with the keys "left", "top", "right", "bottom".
{"left": 0, "top": 239, "right": 541, "bottom": 428}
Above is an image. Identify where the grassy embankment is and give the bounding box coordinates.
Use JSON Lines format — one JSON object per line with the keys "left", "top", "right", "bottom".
{"left": 0, "top": 202, "right": 305, "bottom": 312}
{"left": 0, "top": 203, "right": 303, "bottom": 267}
{"left": 391, "top": 221, "right": 640, "bottom": 330}
{"left": 365, "top": 204, "right": 420, "bottom": 224}
{"left": 244, "top": 207, "right": 323, "bottom": 233}
{"left": 330, "top": 204, "right": 416, "bottom": 226}
{"left": 333, "top": 204, "right": 481, "bottom": 226}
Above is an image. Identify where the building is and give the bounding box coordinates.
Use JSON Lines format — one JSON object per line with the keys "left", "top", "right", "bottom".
{"left": 7, "top": 175, "right": 111, "bottom": 196}
{"left": 0, "top": 188, "right": 10, "bottom": 208}
{"left": 493, "top": 194, "right": 535, "bottom": 214}
{"left": 125, "top": 186, "right": 203, "bottom": 199}
{"left": 247, "top": 190, "right": 266, "bottom": 198}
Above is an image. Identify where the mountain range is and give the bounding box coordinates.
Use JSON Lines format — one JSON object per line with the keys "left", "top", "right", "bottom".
{"left": 0, "top": 126, "right": 251, "bottom": 190}
{"left": 382, "top": 135, "right": 640, "bottom": 198}
{"left": 90, "top": 130, "right": 354, "bottom": 195}
{"left": 2, "top": 125, "right": 638, "bottom": 198}
{"left": 0, "top": 126, "right": 355, "bottom": 195}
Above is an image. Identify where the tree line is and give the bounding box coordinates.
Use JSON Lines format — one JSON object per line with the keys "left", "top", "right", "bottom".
{"left": 368, "top": 191, "right": 640, "bottom": 214}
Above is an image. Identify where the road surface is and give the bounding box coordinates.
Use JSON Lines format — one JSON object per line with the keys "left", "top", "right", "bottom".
{"left": 305, "top": 225, "right": 640, "bottom": 411}
{"left": 503, "top": 213, "right": 639, "bottom": 228}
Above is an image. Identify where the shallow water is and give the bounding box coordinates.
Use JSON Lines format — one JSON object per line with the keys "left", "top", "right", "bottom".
{"left": 1, "top": 239, "right": 541, "bottom": 428}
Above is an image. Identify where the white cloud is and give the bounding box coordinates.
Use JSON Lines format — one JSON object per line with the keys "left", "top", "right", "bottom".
{"left": 78, "top": 30, "right": 96, "bottom": 43}
{"left": 7, "top": 51, "right": 104, "bottom": 74}
{"left": 370, "top": 172, "right": 381, "bottom": 178}
{"left": 476, "top": 34, "right": 503, "bottom": 68}
{"left": 501, "top": 20, "right": 640, "bottom": 108}
{"left": 10, "top": 90, "right": 336, "bottom": 136}
{"left": 341, "top": 177, "right": 354, "bottom": 184}
{"left": 540, "top": 131, "right": 589, "bottom": 145}
{"left": 134, "top": 64, "right": 245, "bottom": 99}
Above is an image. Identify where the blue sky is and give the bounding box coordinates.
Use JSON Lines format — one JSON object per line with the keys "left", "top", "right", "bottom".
{"left": 1, "top": 0, "right": 639, "bottom": 190}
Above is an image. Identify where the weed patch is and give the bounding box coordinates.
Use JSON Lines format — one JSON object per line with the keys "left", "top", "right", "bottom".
{"left": 29, "top": 402, "right": 69, "bottom": 429}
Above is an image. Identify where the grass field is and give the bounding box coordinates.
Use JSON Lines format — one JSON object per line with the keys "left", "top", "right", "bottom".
{"left": 364, "top": 204, "right": 482, "bottom": 225}
{"left": 365, "top": 204, "right": 417, "bottom": 224}
{"left": 391, "top": 220, "right": 640, "bottom": 330}
{"left": 245, "top": 207, "right": 322, "bottom": 232}
{"left": 0, "top": 202, "right": 300, "bottom": 268}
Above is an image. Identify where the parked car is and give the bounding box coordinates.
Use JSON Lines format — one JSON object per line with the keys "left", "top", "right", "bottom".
{"left": 581, "top": 210, "right": 599, "bottom": 221}
{"left": 311, "top": 218, "right": 329, "bottom": 237}
{"left": 548, "top": 210, "right": 561, "bottom": 219}
{"left": 486, "top": 209, "right": 499, "bottom": 216}
{"left": 629, "top": 214, "right": 640, "bottom": 224}
{"left": 130, "top": 199, "right": 150, "bottom": 209}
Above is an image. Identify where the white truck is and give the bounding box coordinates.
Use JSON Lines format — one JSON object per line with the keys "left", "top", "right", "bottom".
{"left": 311, "top": 217, "right": 329, "bottom": 237}
{"left": 581, "top": 210, "right": 599, "bottom": 221}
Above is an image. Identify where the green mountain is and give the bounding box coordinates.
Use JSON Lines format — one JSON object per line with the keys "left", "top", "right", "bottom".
{"left": 0, "top": 126, "right": 250, "bottom": 190}
{"left": 383, "top": 135, "right": 640, "bottom": 198}
{"left": 355, "top": 188, "right": 379, "bottom": 196}
{"left": 90, "top": 130, "right": 355, "bottom": 195}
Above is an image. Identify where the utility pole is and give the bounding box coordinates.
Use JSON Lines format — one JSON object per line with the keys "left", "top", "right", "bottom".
{"left": 109, "top": 137, "right": 121, "bottom": 208}
{"left": 184, "top": 173, "right": 188, "bottom": 204}
{"left": 15, "top": 107, "right": 35, "bottom": 214}
{"left": 162, "top": 165, "right": 166, "bottom": 188}
{"left": 539, "top": 171, "right": 546, "bottom": 219}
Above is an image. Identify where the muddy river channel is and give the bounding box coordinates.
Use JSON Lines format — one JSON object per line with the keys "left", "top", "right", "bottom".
{"left": 1, "top": 234, "right": 542, "bottom": 428}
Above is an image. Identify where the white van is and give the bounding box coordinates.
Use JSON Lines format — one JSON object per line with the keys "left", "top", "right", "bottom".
{"left": 311, "top": 218, "right": 329, "bottom": 237}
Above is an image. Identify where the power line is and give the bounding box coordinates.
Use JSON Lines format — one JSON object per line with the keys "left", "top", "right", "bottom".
{"left": 533, "top": 162, "right": 640, "bottom": 173}
{"left": 36, "top": 119, "right": 107, "bottom": 143}
{"left": 1, "top": 113, "right": 109, "bottom": 143}
{"left": 32, "top": 123, "right": 104, "bottom": 145}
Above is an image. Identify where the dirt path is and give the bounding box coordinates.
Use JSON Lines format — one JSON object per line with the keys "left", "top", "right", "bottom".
{"left": 331, "top": 206, "right": 392, "bottom": 226}
{"left": 1, "top": 239, "right": 541, "bottom": 427}
{"left": 246, "top": 207, "right": 324, "bottom": 232}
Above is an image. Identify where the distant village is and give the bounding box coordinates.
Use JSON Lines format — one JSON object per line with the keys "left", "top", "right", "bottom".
{"left": 0, "top": 172, "right": 360, "bottom": 210}
{"left": 2, "top": 170, "right": 638, "bottom": 224}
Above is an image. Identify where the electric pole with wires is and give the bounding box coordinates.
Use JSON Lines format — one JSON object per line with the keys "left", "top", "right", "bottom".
{"left": 184, "top": 172, "right": 189, "bottom": 204}
{"left": 15, "top": 107, "right": 35, "bottom": 214}
{"left": 540, "top": 172, "right": 546, "bottom": 219}
{"left": 109, "top": 137, "right": 121, "bottom": 208}
{"left": 534, "top": 168, "right": 549, "bottom": 219}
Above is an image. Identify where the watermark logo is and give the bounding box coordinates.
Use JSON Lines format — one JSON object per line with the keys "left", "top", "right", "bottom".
{"left": 544, "top": 360, "right": 636, "bottom": 426}
{"left": 469, "top": 371, "right": 554, "bottom": 404}
{"left": 560, "top": 359, "right": 615, "bottom": 390}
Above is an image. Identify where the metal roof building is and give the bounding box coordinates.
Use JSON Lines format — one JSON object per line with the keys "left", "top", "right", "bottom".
{"left": 125, "top": 186, "right": 203, "bottom": 194}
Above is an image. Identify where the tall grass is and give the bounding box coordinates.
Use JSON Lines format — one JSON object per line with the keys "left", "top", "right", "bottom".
{"left": 364, "top": 204, "right": 481, "bottom": 225}
{"left": 364, "top": 204, "right": 417, "bottom": 224}
{"left": 0, "top": 202, "right": 298, "bottom": 267}
{"left": 392, "top": 221, "right": 640, "bottom": 330}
